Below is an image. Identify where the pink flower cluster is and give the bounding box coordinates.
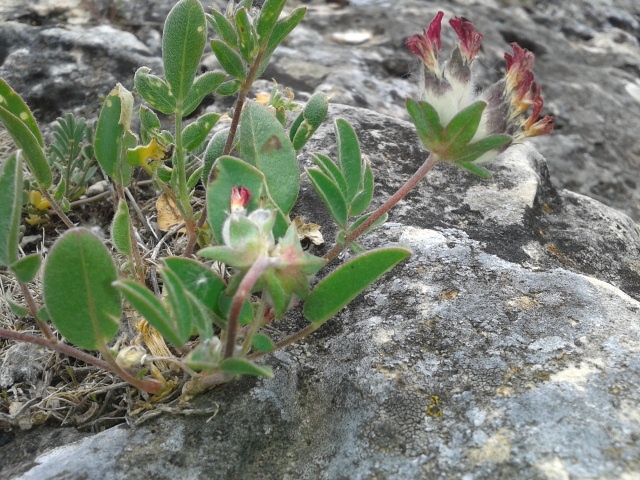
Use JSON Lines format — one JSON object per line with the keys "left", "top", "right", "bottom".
{"left": 406, "top": 11, "right": 553, "bottom": 144}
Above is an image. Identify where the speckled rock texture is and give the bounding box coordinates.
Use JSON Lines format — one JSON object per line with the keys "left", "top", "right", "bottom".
{"left": 2, "top": 0, "right": 640, "bottom": 478}
{"left": 6, "top": 104, "right": 640, "bottom": 479}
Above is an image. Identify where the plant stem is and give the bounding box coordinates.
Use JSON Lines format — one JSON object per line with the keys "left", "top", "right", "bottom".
{"left": 223, "top": 256, "right": 273, "bottom": 359}
{"left": 0, "top": 328, "right": 162, "bottom": 393}
{"left": 19, "top": 281, "right": 54, "bottom": 341}
{"left": 40, "top": 187, "right": 74, "bottom": 229}
{"left": 241, "top": 293, "right": 268, "bottom": 355}
{"left": 324, "top": 153, "right": 439, "bottom": 262}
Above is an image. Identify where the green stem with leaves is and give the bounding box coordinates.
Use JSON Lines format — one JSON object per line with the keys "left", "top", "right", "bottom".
{"left": 324, "top": 153, "right": 439, "bottom": 262}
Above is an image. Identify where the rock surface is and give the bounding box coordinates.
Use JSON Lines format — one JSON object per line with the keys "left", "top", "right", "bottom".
{"left": 2, "top": 0, "right": 640, "bottom": 478}
{"left": 5, "top": 103, "right": 640, "bottom": 479}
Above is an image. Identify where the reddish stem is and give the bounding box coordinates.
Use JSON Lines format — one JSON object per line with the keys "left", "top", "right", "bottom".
{"left": 324, "top": 154, "right": 439, "bottom": 262}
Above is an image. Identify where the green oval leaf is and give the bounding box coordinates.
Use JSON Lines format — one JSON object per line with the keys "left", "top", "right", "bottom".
{"left": 94, "top": 84, "right": 134, "bottom": 186}
{"left": 134, "top": 67, "right": 176, "bottom": 115}
{"left": 239, "top": 101, "right": 299, "bottom": 214}
{"left": 251, "top": 332, "right": 275, "bottom": 353}
{"left": 217, "top": 80, "right": 242, "bottom": 96}
{"left": 160, "top": 266, "right": 194, "bottom": 345}
{"left": 303, "top": 246, "right": 411, "bottom": 325}
{"left": 211, "top": 40, "right": 246, "bottom": 81}
{"left": 183, "top": 71, "right": 227, "bottom": 117}
{"left": 441, "top": 100, "right": 486, "bottom": 154}
{"left": 182, "top": 113, "right": 221, "bottom": 152}
{"left": 258, "top": 7, "right": 306, "bottom": 76}
{"left": 110, "top": 199, "right": 132, "bottom": 256}
{"left": 207, "top": 10, "right": 238, "bottom": 49}
{"left": 43, "top": 228, "right": 122, "bottom": 350}
{"left": 335, "top": 118, "right": 362, "bottom": 204}
{"left": 235, "top": 8, "right": 257, "bottom": 63}
{"left": 454, "top": 134, "right": 512, "bottom": 165}
{"left": 311, "top": 153, "right": 348, "bottom": 202}
{"left": 220, "top": 358, "right": 273, "bottom": 378}
{"left": 348, "top": 159, "right": 374, "bottom": 217}
{"left": 10, "top": 253, "right": 42, "bottom": 283}
{"left": 0, "top": 79, "right": 43, "bottom": 147}
{"left": 256, "top": 0, "right": 287, "bottom": 41}
{"left": 406, "top": 98, "right": 443, "bottom": 150}
{"left": 202, "top": 128, "right": 229, "bottom": 183}
{"left": 0, "top": 107, "right": 51, "bottom": 188}
{"left": 163, "top": 0, "right": 207, "bottom": 103}
{"left": 306, "top": 168, "right": 348, "bottom": 229}
{"left": 113, "top": 279, "right": 183, "bottom": 347}
{"left": 163, "top": 257, "right": 226, "bottom": 315}
{"left": 0, "top": 153, "right": 22, "bottom": 267}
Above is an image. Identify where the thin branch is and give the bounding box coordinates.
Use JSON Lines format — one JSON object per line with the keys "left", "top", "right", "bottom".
{"left": 324, "top": 153, "right": 439, "bottom": 262}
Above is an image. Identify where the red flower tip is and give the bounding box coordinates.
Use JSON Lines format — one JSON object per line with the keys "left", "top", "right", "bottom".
{"left": 504, "top": 43, "right": 535, "bottom": 90}
{"left": 449, "top": 17, "right": 484, "bottom": 63}
{"left": 406, "top": 11, "right": 444, "bottom": 71}
{"left": 522, "top": 96, "right": 554, "bottom": 137}
{"left": 230, "top": 186, "right": 251, "bottom": 211}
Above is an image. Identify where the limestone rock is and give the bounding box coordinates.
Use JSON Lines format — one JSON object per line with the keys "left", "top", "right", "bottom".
{"left": 5, "top": 104, "right": 640, "bottom": 479}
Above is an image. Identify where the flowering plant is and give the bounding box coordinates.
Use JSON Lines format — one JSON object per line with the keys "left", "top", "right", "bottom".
{"left": 0, "top": 2, "right": 553, "bottom": 416}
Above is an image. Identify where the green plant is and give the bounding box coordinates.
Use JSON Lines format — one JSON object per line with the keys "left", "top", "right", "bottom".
{"left": 0, "top": 4, "right": 552, "bottom": 405}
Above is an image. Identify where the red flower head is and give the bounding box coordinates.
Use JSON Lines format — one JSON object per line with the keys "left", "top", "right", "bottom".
{"left": 405, "top": 11, "right": 444, "bottom": 73}
{"left": 230, "top": 186, "right": 251, "bottom": 212}
{"left": 449, "top": 17, "right": 483, "bottom": 64}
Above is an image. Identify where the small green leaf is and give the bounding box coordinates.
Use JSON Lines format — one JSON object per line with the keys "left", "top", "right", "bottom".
{"left": 182, "top": 113, "right": 221, "bottom": 152}
{"left": 217, "top": 291, "right": 253, "bottom": 325}
{"left": 259, "top": 7, "right": 306, "bottom": 75}
{"left": 134, "top": 67, "right": 176, "bottom": 115}
{"left": 187, "top": 166, "right": 203, "bottom": 189}
{"left": 235, "top": 8, "right": 257, "bottom": 63}
{"left": 139, "top": 105, "right": 161, "bottom": 144}
{"left": 0, "top": 79, "right": 44, "bottom": 147}
{"left": 217, "top": 80, "right": 242, "bottom": 96}
{"left": 163, "top": 0, "right": 207, "bottom": 103}
{"left": 306, "top": 168, "right": 348, "bottom": 229}
{"left": 111, "top": 199, "right": 132, "bottom": 256}
{"left": 457, "top": 162, "right": 492, "bottom": 179}
{"left": 160, "top": 266, "right": 194, "bottom": 345}
{"left": 239, "top": 101, "right": 299, "bottom": 214}
{"left": 43, "top": 228, "right": 122, "bottom": 350}
{"left": 94, "top": 84, "right": 134, "bottom": 186}
{"left": 183, "top": 71, "right": 227, "bottom": 117}
{"left": 0, "top": 153, "right": 22, "bottom": 268}
{"left": 441, "top": 100, "right": 486, "bottom": 154}
{"left": 335, "top": 119, "right": 362, "bottom": 204}
{"left": 256, "top": 0, "right": 287, "bottom": 41}
{"left": 219, "top": 358, "right": 273, "bottom": 378}
{"left": 202, "top": 128, "right": 229, "bottom": 183}
{"left": 0, "top": 105, "right": 51, "bottom": 188}
{"left": 211, "top": 40, "right": 246, "bottom": 81}
{"left": 349, "top": 159, "right": 374, "bottom": 217}
{"left": 304, "top": 246, "right": 411, "bottom": 325}
{"left": 252, "top": 333, "right": 275, "bottom": 352}
{"left": 113, "top": 279, "right": 184, "bottom": 347}
{"left": 163, "top": 257, "right": 226, "bottom": 315}
{"left": 406, "top": 98, "right": 444, "bottom": 151}
{"left": 262, "top": 269, "right": 288, "bottom": 317}
{"left": 207, "top": 10, "right": 238, "bottom": 49}
{"left": 7, "top": 297, "right": 29, "bottom": 317}
{"left": 10, "top": 254, "right": 41, "bottom": 283}
{"left": 311, "top": 153, "right": 348, "bottom": 196}
{"left": 454, "top": 134, "right": 512, "bottom": 165}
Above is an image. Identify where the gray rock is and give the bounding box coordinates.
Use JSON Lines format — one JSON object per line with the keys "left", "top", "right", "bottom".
{"left": 5, "top": 104, "right": 640, "bottom": 479}
{"left": 0, "top": 21, "right": 162, "bottom": 122}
